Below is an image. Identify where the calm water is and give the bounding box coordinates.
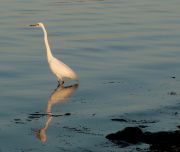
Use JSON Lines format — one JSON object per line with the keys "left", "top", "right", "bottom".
{"left": 1, "top": 0, "right": 180, "bottom": 151}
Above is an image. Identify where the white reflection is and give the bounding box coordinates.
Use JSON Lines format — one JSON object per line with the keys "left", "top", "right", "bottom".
{"left": 35, "top": 84, "right": 78, "bottom": 142}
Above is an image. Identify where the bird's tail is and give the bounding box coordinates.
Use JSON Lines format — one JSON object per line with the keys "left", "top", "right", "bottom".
{"left": 72, "top": 72, "right": 78, "bottom": 80}
{"left": 68, "top": 69, "right": 78, "bottom": 80}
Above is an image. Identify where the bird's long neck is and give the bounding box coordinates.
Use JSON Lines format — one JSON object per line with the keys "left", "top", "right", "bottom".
{"left": 41, "top": 25, "right": 53, "bottom": 61}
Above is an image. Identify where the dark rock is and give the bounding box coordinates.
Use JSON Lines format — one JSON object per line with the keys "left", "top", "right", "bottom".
{"left": 168, "top": 91, "right": 177, "bottom": 96}
{"left": 177, "top": 125, "right": 180, "bottom": 129}
{"left": 64, "top": 113, "right": 71, "bottom": 116}
{"left": 111, "top": 118, "right": 158, "bottom": 124}
{"left": 106, "top": 127, "right": 180, "bottom": 151}
{"left": 144, "top": 130, "right": 180, "bottom": 145}
{"left": 111, "top": 118, "right": 128, "bottom": 122}
{"left": 106, "top": 127, "right": 144, "bottom": 144}
{"left": 174, "top": 112, "right": 178, "bottom": 115}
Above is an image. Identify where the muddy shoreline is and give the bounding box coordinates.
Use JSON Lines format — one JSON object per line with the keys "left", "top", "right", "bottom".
{"left": 106, "top": 102, "right": 180, "bottom": 151}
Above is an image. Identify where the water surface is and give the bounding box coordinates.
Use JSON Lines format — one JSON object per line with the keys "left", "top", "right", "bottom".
{"left": 1, "top": 0, "right": 180, "bottom": 151}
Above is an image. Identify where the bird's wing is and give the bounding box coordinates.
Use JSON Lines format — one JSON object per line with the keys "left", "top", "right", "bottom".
{"left": 50, "top": 57, "right": 77, "bottom": 79}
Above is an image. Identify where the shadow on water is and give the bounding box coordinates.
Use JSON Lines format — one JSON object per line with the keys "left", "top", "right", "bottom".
{"left": 31, "top": 84, "right": 79, "bottom": 142}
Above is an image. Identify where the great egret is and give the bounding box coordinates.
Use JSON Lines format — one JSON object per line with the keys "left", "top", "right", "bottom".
{"left": 30, "top": 22, "right": 78, "bottom": 86}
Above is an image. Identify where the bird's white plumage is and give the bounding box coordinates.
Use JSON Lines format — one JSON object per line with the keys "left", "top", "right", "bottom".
{"left": 30, "top": 22, "right": 77, "bottom": 84}
{"left": 48, "top": 56, "right": 77, "bottom": 80}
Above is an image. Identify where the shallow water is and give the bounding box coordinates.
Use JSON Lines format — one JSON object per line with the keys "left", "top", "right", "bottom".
{"left": 1, "top": 0, "right": 180, "bottom": 151}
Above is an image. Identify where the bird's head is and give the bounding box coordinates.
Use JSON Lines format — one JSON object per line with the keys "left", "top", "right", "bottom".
{"left": 30, "top": 22, "right": 44, "bottom": 28}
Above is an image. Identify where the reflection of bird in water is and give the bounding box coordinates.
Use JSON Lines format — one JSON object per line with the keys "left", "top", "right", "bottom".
{"left": 30, "top": 22, "right": 78, "bottom": 86}
{"left": 35, "top": 115, "right": 52, "bottom": 142}
{"left": 47, "top": 84, "right": 79, "bottom": 114}
{"left": 35, "top": 84, "right": 78, "bottom": 142}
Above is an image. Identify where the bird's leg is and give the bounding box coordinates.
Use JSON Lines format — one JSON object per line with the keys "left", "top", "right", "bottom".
{"left": 57, "top": 80, "right": 64, "bottom": 87}
{"left": 57, "top": 80, "right": 61, "bottom": 87}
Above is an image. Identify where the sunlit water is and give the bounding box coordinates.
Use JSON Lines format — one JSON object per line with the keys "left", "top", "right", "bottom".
{"left": 1, "top": 0, "right": 180, "bottom": 151}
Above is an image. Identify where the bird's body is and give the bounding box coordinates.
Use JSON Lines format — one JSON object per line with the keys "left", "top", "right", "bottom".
{"left": 30, "top": 22, "right": 77, "bottom": 85}
{"left": 48, "top": 56, "right": 77, "bottom": 81}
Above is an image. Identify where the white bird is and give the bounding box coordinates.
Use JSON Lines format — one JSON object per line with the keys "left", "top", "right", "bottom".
{"left": 30, "top": 22, "right": 78, "bottom": 86}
